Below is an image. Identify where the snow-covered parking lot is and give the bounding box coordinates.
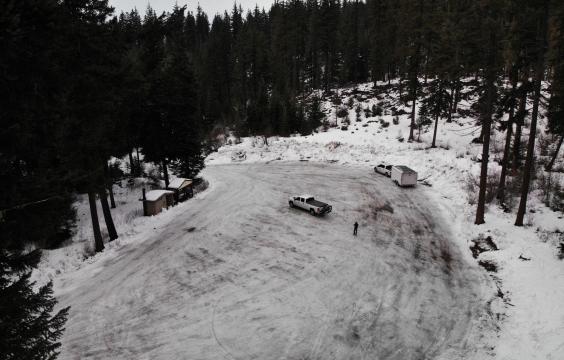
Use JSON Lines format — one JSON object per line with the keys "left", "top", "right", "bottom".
{"left": 55, "top": 163, "right": 490, "bottom": 360}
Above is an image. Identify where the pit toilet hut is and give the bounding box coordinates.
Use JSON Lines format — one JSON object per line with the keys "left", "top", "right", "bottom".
{"left": 166, "top": 178, "right": 193, "bottom": 203}
{"left": 142, "top": 189, "right": 175, "bottom": 216}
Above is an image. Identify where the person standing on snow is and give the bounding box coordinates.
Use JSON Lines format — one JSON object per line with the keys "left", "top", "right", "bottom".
{"left": 353, "top": 222, "right": 359, "bottom": 236}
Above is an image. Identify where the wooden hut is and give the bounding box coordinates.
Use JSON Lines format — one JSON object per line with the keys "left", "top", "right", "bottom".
{"left": 166, "top": 178, "right": 193, "bottom": 203}
{"left": 142, "top": 189, "right": 175, "bottom": 216}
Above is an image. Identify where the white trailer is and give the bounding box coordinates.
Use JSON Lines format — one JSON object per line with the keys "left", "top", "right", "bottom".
{"left": 391, "top": 166, "right": 417, "bottom": 187}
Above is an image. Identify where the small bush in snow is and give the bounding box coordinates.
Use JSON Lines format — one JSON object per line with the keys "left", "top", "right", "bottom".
{"left": 379, "top": 119, "right": 390, "bottom": 128}
{"left": 336, "top": 106, "right": 348, "bottom": 118}
{"left": 372, "top": 103, "right": 383, "bottom": 116}
{"left": 325, "top": 141, "right": 342, "bottom": 150}
{"left": 393, "top": 115, "right": 399, "bottom": 125}
{"left": 465, "top": 171, "right": 501, "bottom": 205}
{"left": 347, "top": 97, "right": 354, "bottom": 108}
{"left": 478, "top": 259, "right": 498, "bottom": 272}
{"left": 82, "top": 242, "right": 96, "bottom": 259}
{"left": 193, "top": 177, "right": 210, "bottom": 195}
{"left": 537, "top": 171, "right": 555, "bottom": 207}
{"left": 549, "top": 180, "right": 564, "bottom": 212}
{"left": 537, "top": 132, "right": 552, "bottom": 157}
{"left": 524, "top": 212, "right": 535, "bottom": 227}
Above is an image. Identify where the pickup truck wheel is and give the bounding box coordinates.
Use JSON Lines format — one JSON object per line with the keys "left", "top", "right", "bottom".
{"left": 289, "top": 201, "right": 294, "bottom": 208}
{"left": 310, "top": 209, "right": 316, "bottom": 216}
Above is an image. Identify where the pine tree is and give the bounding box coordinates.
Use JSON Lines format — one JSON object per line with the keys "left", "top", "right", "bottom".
{"left": 420, "top": 79, "right": 451, "bottom": 148}
{"left": 545, "top": 1, "right": 564, "bottom": 171}
{"left": 0, "top": 250, "right": 70, "bottom": 360}
{"left": 515, "top": 0, "right": 551, "bottom": 226}
{"left": 141, "top": 8, "right": 204, "bottom": 184}
{"left": 475, "top": 0, "right": 504, "bottom": 225}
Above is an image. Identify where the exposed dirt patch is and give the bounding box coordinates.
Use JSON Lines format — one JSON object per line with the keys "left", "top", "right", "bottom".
{"left": 478, "top": 259, "right": 498, "bottom": 272}
{"left": 470, "top": 235, "right": 498, "bottom": 259}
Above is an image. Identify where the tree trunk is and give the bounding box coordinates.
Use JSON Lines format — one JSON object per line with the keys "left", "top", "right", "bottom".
{"left": 498, "top": 121, "right": 514, "bottom": 205}
{"left": 98, "top": 188, "right": 118, "bottom": 241}
{"left": 408, "top": 0, "right": 423, "bottom": 141}
{"left": 108, "top": 183, "right": 116, "bottom": 209}
{"left": 453, "top": 81, "right": 460, "bottom": 113}
{"left": 512, "top": 106, "right": 524, "bottom": 173}
{"left": 162, "top": 158, "right": 170, "bottom": 188}
{"left": 515, "top": 1, "right": 548, "bottom": 226}
{"left": 409, "top": 92, "right": 416, "bottom": 141}
{"left": 136, "top": 147, "right": 141, "bottom": 173}
{"left": 512, "top": 78, "right": 529, "bottom": 174}
{"left": 88, "top": 192, "right": 104, "bottom": 252}
{"left": 545, "top": 135, "right": 564, "bottom": 172}
{"left": 128, "top": 151, "right": 135, "bottom": 176}
{"left": 497, "top": 75, "right": 518, "bottom": 203}
{"left": 104, "top": 162, "right": 116, "bottom": 208}
{"left": 475, "top": 31, "right": 497, "bottom": 225}
{"left": 431, "top": 113, "right": 439, "bottom": 148}
{"left": 447, "top": 86, "right": 455, "bottom": 123}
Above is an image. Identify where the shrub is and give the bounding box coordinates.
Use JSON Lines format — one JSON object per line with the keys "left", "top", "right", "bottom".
{"left": 550, "top": 180, "right": 564, "bottom": 212}
{"left": 336, "top": 106, "right": 349, "bottom": 118}
{"left": 465, "top": 171, "right": 501, "bottom": 205}
{"left": 372, "top": 103, "right": 383, "bottom": 116}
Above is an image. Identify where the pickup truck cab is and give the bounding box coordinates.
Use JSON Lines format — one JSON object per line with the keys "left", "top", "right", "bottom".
{"left": 289, "top": 195, "right": 332, "bottom": 216}
{"left": 374, "top": 163, "right": 393, "bottom": 177}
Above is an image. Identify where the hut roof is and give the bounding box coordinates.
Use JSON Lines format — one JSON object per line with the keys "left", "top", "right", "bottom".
{"left": 145, "top": 190, "right": 174, "bottom": 202}
{"left": 167, "top": 178, "right": 192, "bottom": 190}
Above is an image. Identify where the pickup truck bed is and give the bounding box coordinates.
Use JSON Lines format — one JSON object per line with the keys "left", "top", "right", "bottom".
{"left": 306, "top": 199, "right": 328, "bottom": 207}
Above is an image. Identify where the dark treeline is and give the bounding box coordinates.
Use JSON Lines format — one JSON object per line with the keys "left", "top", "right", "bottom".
{"left": 119, "top": 0, "right": 561, "bottom": 227}
{"left": 1, "top": 0, "right": 564, "bottom": 358}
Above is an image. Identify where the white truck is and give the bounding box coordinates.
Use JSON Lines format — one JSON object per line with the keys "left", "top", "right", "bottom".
{"left": 391, "top": 166, "right": 418, "bottom": 187}
{"left": 289, "top": 195, "right": 332, "bottom": 216}
{"left": 374, "top": 163, "right": 393, "bottom": 177}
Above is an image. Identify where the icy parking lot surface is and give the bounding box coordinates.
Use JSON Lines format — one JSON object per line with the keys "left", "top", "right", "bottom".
{"left": 57, "top": 163, "right": 489, "bottom": 360}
